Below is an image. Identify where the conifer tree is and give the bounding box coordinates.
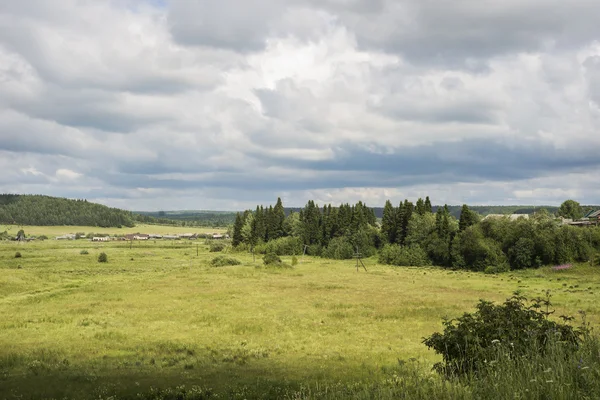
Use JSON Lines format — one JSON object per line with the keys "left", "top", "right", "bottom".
{"left": 232, "top": 213, "right": 244, "bottom": 246}
{"left": 273, "top": 197, "right": 286, "bottom": 239}
{"left": 459, "top": 204, "right": 478, "bottom": 232}
{"left": 424, "top": 196, "right": 433, "bottom": 213}
{"left": 416, "top": 198, "right": 425, "bottom": 215}
{"left": 381, "top": 200, "right": 397, "bottom": 244}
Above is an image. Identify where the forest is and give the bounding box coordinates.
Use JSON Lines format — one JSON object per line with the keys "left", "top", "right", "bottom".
{"left": 0, "top": 195, "right": 137, "bottom": 227}
{"left": 232, "top": 197, "right": 600, "bottom": 272}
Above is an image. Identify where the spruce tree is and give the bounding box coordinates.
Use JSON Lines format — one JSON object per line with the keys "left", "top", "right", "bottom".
{"left": 381, "top": 200, "right": 396, "bottom": 243}
{"left": 273, "top": 197, "right": 286, "bottom": 239}
{"left": 232, "top": 213, "right": 244, "bottom": 246}
{"left": 459, "top": 204, "right": 477, "bottom": 232}
{"left": 416, "top": 198, "right": 425, "bottom": 215}
{"left": 424, "top": 196, "right": 433, "bottom": 213}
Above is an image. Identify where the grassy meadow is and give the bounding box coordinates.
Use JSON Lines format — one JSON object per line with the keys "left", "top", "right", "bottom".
{"left": 1, "top": 232, "right": 599, "bottom": 399}
{"left": 1, "top": 224, "right": 227, "bottom": 237}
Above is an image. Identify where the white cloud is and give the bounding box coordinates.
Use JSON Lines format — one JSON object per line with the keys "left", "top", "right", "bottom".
{"left": 0, "top": 1, "right": 599, "bottom": 210}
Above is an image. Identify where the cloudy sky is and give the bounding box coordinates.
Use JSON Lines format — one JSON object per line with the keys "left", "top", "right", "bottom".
{"left": 1, "top": 0, "right": 599, "bottom": 211}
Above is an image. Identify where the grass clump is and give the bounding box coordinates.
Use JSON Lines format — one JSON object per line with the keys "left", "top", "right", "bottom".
{"left": 98, "top": 252, "right": 108, "bottom": 263}
{"left": 14, "top": 252, "right": 22, "bottom": 258}
{"left": 80, "top": 249, "right": 89, "bottom": 255}
{"left": 210, "top": 256, "right": 241, "bottom": 267}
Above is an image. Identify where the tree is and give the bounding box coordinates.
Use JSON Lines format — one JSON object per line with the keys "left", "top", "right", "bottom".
{"left": 381, "top": 200, "right": 397, "bottom": 244}
{"left": 458, "top": 204, "right": 479, "bottom": 231}
{"left": 16, "top": 229, "right": 25, "bottom": 241}
{"left": 272, "top": 197, "right": 286, "bottom": 239}
{"left": 416, "top": 198, "right": 426, "bottom": 215}
{"left": 232, "top": 213, "right": 244, "bottom": 246}
{"left": 557, "top": 200, "right": 583, "bottom": 220}
{"left": 424, "top": 196, "right": 433, "bottom": 213}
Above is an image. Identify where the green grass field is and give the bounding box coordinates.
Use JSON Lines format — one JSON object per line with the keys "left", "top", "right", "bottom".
{"left": 1, "top": 234, "right": 599, "bottom": 399}
{"left": 1, "top": 224, "right": 227, "bottom": 237}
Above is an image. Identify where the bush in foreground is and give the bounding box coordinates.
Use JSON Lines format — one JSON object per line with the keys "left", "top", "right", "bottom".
{"left": 210, "top": 256, "right": 241, "bottom": 267}
{"left": 423, "top": 291, "right": 584, "bottom": 377}
{"left": 98, "top": 252, "right": 108, "bottom": 263}
{"left": 14, "top": 251, "right": 22, "bottom": 258}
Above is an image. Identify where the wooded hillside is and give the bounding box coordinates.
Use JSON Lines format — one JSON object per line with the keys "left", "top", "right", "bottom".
{"left": 0, "top": 195, "right": 136, "bottom": 227}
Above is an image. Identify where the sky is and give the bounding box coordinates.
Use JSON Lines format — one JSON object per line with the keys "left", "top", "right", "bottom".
{"left": 0, "top": 0, "right": 599, "bottom": 211}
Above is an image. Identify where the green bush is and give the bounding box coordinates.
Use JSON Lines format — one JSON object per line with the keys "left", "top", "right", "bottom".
{"left": 98, "top": 252, "right": 108, "bottom": 263}
{"left": 322, "top": 236, "right": 355, "bottom": 260}
{"left": 37, "top": 235, "right": 48, "bottom": 241}
{"left": 14, "top": 251, "right": 22, "bottom": 258}
{"left": 306, "top": 244, "right": 322, "bottom": 257}
{"left": 209, "top": 241, "right": 226, "bottom": 252}
{"left": 210, "top": 256, "right": 241, "bottom": 267}
{"left": 378, "top": 244, "right": 430, "bottom": 267}
{"left": 423, "top": 292, "right": 583, "bottom": 377}
{"left": 80, "top": 249, "right": 89, "bottom": 255}
{"left": 291, "top": 256, "right": 298, "bottom": 266}
{"left": 263, "top": 253, "right": 282, "bottom": 266}
{"left": 263, "top": 236, "right": 303, "bottom": 255}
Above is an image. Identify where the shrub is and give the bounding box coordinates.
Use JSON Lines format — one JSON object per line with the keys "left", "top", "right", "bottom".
{"left": 210, "top": 256, "right": 241, "bottom": 267}
{"left": 291, "top": 256, "right": 298, "bottom": 266}
{"left": 261, "top": 253, "right": 292, "bottom": 268}
{"left": 14, "top": 251, "right": 22, "bottom": 258}
{"left": 378, "top": 244, "right": 430, "bottom": 267}
{"left": 37, "top": 235, "right": 48, "bottom": 241}
{"left": 263, "top": 236, "right": 303, "bottom": 256}
{"left": 80, "top": 249, "right": 89, "bottom": 255}
{"left": 263, "top": 253, "right": 282, "bottom": 266}
{"left": 98, "top": 252, "right": 108, "bottom": 263}
{"left": 306, "top": 244, "right": 323, "bottom": 257}
{"left": 423, "top": 291, "right": 583, "bottom": 377}
{"left": 322, "top": 236, "right": 355, "bottom": 260}
{"left": 209, "top": 241, "right": 226, "bottom": 252}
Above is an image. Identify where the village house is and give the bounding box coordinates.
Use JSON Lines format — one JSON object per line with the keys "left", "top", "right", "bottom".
{"left": 178, "top": 233, "right": 197, "bottom": 240}
{"left": 56, "top": 234, "right": 76, "bottom": 240}
{"left": 92, "top": 236, "right": 111, "bottom": 242}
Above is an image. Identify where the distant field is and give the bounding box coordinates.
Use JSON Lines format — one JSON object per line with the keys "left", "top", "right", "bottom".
{"left": 0, "top": 240, "right": 599, "bottom": 399}
{"left": 1, "top": 224, "right": 228, "bottom": 237}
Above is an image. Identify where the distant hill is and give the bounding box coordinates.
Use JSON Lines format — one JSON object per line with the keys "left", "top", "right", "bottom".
{"left": 0, "top": 194, "right": 136, "bottom": 227}
{"left": 135, "top": 210, "right": 237, "bottom": 227}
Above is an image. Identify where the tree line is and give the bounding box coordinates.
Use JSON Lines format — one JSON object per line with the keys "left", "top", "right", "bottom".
{"left": 232, "top": 198, "right": 600, "bottom": 272}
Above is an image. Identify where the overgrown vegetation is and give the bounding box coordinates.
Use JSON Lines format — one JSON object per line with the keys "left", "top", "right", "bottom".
{"left": 423, "top": 291, "right": 583, "bottom": 377}
{"left": 232, "top": 198, "right": 600, "bottom": 271}
{"left": 210, "top": 255, "right": 242, "bottom": 267}
{"left": 98, "top": 252, "right": 108, "bottom": 263}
